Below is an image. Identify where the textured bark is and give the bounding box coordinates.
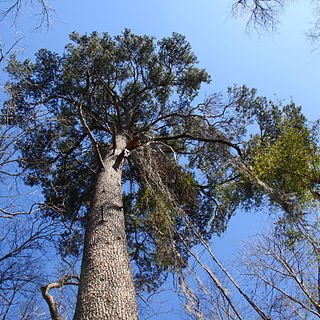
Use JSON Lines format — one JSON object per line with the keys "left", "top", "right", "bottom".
{"left": 74, "top": 135, "right": 138, "bottom": 320}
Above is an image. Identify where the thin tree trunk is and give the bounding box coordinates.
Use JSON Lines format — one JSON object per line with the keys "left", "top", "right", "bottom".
{"left": 74, "top": 134, "right": 138, "bottom": 320}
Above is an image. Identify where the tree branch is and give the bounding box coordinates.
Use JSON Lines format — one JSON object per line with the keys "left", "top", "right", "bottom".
{"left": 152, "top": 134, "right": 242, "bottom": 156}
{"left": 77, "top": 103, "right": 105, "bottom": 170}
{"left": 138, "top": 106, "right": 207, "bottom": 133}
{"left": 93, "top": 70, "right": 122, "bottom": 128}
{"left": 253, "top": 272, "right": 320, "bottom": 317}
{"left": 0, "top": 204, "right": 40, "bottom": 218}
{"left": 41, "top": 275, "right": 79, "bottom": 320}
{"left": 180, "top": 237, "right": 244, "bottom": 320}
{"left": 233, "top": 156, "right": 302, "bottom": 216}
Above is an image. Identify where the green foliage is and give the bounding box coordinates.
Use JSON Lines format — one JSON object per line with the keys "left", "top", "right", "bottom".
{"left": 4, "top": 29, "right": 209, "bottom": 218}
{"left": 191, "top": 86, "right": 320, "bottom": 232}
{"left": 4, "top": 30, "right": 212, "bottom": 291}
{"left": 250, "top": 104, "right": 320, "bottom": 203}
{"left": 217, "top": 86, "right": 320, "bottom": 216}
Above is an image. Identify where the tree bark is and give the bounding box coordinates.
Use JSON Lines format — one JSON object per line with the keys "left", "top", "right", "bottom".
{"left": 74, "top": 134, "right": 138, "bottom": 320}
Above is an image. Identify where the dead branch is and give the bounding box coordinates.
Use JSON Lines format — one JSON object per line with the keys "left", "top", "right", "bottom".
{"left": 181, "top": 240, "right": 244, "bottom": 320}
{"left": 41, "top": 275, "right": 79, "bottom": 320}
{"left": 184, "top": 213, "right": 271, "bottom": 320}
{"left": 77, "top": 103, "right": 105, "bottom": 170}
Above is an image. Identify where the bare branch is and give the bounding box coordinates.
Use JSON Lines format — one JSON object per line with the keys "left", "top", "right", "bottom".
{"left": 1, "top": 0, "right": 54, "bottom": 29}
{"left": 232, "top": 0, "right": 286, "bottom": 32}
{"left": 180, "top": 237, "right": 244, "bottom": 320}
{"left": 0, "top": 38, "right": 22, "bottom": 64}
{"left": 152, "top": 133, "right": 242, "bottom": 156}
{"left": 0, "top": 204, "right": 40, "bottom": 218}
{"left": 241, "top": 223, "right": 320, "bottom": 319}
{"left": 187, "top": 223, "right": 271, "bottom": 319}
{"left": 77, "top": 103, "right": 105, "bottom": 170}
{"left": 41, "top": 275, "right": 79, "bottom": 320}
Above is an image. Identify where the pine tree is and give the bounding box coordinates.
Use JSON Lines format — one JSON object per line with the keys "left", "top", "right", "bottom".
{"left": 4, "top": 30, "right": 234, "bottom": 319}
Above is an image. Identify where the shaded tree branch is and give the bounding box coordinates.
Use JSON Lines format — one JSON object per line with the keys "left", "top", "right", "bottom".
{"left": 0, "top": 204, "right": 40, "bottom": 218}
{"left": 233, "top": 156, "right": 302, "bottom": 216}
{"left": 77, "top": 104, "right": 105, "bottom": 170}
{"left": 93, "top": 70, "right": 122, "bottom": 128}
{"left": 152, "top": 134, "right": 242, "bottom": 156}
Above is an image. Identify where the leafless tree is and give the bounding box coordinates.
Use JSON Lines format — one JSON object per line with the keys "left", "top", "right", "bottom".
{"left": 173, "top": 211, "right": 320, "bottom": 320}
{"left": 0, "top": 0, "right": 53, "bottom": 29}
{"left": 0, "top": 214, "right": 61, "bottom": 319}
{"left": 172, "top": 210, "right": 271, "bottom": 320}
{"left": 232, "top": 0, "right": 320, "bottom": 40}
{"left": 232, "top": 0, "right": 286, "bottom": 32}
{"left": 0, "top": 0, "right": 53, "bottom": 67}
{"left": 0, "top": 38, "right": 22, "bottom": 65}
{"left": 239, "top": 219, "right": 320, "bottom": 319}
{"left": 0, "top": 111, "right": 73, "bottom": 319}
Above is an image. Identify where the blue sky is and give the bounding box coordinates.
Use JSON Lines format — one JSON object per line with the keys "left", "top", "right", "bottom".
{"left": 2, "top": 0, "right": 320, "bottom": 318}
{"left": 3, "top": 0, "right": 320, "bottom": 119}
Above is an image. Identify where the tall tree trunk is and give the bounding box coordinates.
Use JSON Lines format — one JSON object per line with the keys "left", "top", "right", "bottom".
{"left": 74, "top": 134, "right": 138, "bottom": 320}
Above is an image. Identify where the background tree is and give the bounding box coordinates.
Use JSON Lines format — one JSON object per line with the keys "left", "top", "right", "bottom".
{"left": 175, "top": 87, "right": 320, "bottom": 320}
{"left": 176, "top": 215, "right": 320, "bottom": 320}
{"left": 0, "top": 120, "right": 64, "bottom": 319}
{"left": 240, "top": 220, "right": 320, "bottom": 319}
{"left": 0, "top": 89, "right": 75, "bottom": 319}
{"left": 0, "top": 0, "right": 53, "bottom": 28}
{"left": 232, "top": 0, "right": 320, "bottom": 40}
{"left": 0, "top": 215, "right": 59, "bottom": 319}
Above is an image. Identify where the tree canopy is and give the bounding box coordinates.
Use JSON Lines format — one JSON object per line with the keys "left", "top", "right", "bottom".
{"left": 4, "top": 30, "right": 320, "bottom": 318}
{"left": 5, "top": 30, "right": 220, "bottom": 291}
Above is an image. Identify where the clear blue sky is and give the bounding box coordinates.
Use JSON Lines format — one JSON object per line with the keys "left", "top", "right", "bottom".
{"left": 1, "top": 0, "right": 320, "bottom": 318}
